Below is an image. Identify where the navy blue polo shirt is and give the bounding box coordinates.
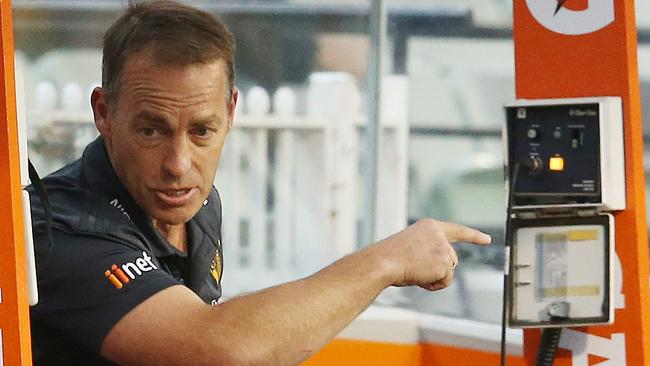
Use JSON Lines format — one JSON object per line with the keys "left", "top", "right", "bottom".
{"left": 28, "top": 137, "right": 224, "bottom": 365}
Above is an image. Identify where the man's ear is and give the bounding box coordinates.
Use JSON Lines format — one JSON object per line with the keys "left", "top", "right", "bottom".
{"left": 91, "top": 87, "right": 112, "bottom": 141}
{"left": 227, "top": 87, "right": 239, "bottom": 130}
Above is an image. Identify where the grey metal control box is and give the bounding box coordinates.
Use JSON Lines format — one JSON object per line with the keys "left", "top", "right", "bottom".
{"left": 503, "top": 97, "right": 625, "bottom": 328}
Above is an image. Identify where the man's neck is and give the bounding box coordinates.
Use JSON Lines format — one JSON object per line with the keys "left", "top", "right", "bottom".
{"left": 152, "top": 220, "right": 187, "bottom": 253}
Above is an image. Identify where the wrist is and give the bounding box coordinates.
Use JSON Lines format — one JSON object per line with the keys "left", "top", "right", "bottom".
{"left": 360, "top": 241, "right": 400, "bottom": 288}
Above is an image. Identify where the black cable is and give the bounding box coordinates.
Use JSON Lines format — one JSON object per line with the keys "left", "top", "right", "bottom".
{"left": 535, "top": 328, "right": 563, "bottom": 366}
{"left": 500, "top": 162, "right": 521, "bottom": 366}
{"left": 28, "top": 159, "right": 54, "bottom": 254}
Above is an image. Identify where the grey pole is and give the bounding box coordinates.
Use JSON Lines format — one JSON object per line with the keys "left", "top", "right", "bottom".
{"left": 361, "top": 0, "right": 386, "bottom": 247}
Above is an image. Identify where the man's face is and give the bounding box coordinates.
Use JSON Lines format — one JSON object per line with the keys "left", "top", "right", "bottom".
{"left": 92, "top": 52, "right": 237, "bottom": 227}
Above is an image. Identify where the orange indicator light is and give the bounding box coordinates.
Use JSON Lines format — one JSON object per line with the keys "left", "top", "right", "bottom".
{"left": 549, "top": 156, "right": 564, "bottom": 171}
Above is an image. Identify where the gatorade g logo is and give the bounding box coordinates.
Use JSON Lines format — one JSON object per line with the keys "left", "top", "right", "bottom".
{"left": 526, "top": 0, "right": 615, "bottom": 35}
{"left": 104, "top": 251, "right": 158, "bottom": 289}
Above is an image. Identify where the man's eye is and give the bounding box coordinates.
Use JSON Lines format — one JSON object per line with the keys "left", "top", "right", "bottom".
{"left": 193, "top": 126, "right": 214, "bottom": 137}
{"left": 138, "top": 127, "right": 163, "bottom": 139}
{"left": 141, "top": 128, "right": 156, "bottom": 137}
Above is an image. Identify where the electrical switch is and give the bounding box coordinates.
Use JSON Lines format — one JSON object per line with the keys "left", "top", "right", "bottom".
{"left": 571, "top": 128, "right": 583, "bottom": 149}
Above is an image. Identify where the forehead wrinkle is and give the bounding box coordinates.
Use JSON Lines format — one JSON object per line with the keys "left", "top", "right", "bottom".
{"left": 119, "top": 53, "right": 228, "bottom": 106}
{"left": 117, "top": 56, "right": 228, "bottom": 122}
{"left": 125, "top": 80, "right": 219, "bottom": 108}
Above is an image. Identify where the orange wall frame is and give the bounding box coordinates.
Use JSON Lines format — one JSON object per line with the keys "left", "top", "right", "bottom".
{"left": 0, "top": 0, "right": 32, "bottom": 365}
{"left": 514, "top": 0, "right": 650, "bottom": 365}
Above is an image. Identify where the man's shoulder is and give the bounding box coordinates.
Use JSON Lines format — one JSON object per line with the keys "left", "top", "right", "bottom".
{"left": 33, "top": 183, "right": 126, "bottom": 227}
{"left": 29, "top": 163, "right": 142, "bottom": 250}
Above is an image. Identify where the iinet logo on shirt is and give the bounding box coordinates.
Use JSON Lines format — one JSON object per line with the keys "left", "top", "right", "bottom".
{"left": 104, "top": 251, "right": 158, "bottom": 289}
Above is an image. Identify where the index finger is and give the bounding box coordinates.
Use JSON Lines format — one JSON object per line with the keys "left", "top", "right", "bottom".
{"left": 439, "top": 221, "right": 491, "bottom": 245}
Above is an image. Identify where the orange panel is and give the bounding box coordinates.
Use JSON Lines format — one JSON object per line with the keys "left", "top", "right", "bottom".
{"left": 421, "top": 343, "right": 525, "bottom": 366}
{"left": 303, "top": 339, "right": 527, "bottom": 366}
{"left": 0, "top": 0, "right": 32, "bottom": 365}
{"left": 303, "top": 339, "right": 421, "bottom": 366}
{"left": 514, "top": 0, "right": 650, "bottom": 365}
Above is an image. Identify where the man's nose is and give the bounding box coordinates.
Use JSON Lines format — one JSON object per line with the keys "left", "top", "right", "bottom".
{"left": 162, "top": 136, "right": 192, "bottom": 179}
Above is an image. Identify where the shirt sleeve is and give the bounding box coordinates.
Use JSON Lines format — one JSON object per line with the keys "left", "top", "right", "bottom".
{"left": 30, "top": 228, "right": 180, "bottom": 353}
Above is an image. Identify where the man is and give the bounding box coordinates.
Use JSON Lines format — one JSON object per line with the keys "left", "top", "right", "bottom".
{"left": 29, "top": 1, "right": 491, "bottom": 365}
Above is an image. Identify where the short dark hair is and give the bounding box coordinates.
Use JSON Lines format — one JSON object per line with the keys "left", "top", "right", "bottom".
{"left": 102, "top": 0, "right": 236, "bottom": 105}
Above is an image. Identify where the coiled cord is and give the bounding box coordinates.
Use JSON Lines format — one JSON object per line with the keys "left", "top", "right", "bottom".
{"left": 535, "top": 328, "right": 563, "bottom": 366}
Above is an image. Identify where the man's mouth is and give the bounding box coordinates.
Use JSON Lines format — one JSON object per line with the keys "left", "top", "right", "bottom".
{"left": 166, "top": 189, "right": 192, "bottom": 196}
{"left": 155, "top": 187, "right": 197, "bottom": 206}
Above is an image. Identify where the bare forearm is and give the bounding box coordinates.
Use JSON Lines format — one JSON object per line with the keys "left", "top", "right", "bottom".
{"left": 205, "top": 245, "right": 392, "bottom": 365}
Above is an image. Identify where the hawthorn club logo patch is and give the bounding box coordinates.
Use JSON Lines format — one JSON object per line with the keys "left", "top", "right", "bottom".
{"left": 210, "top": 248, "right": 222, "bottom": 284}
